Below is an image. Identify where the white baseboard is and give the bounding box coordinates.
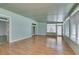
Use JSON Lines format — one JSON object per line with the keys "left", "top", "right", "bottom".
{"left": 10, "top": 35, "right": 32, "bottom": 43}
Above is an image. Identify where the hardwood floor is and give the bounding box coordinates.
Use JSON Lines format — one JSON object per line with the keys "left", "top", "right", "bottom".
{"left": 0, "top": 35, "right": 75, "bottom": 55}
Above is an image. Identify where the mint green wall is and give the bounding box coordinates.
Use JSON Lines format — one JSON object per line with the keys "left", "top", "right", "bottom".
{"left": 0, "top": 8, "right": 48, "bottom": 42}
{"left": 36, "top": 22, "right": 47, "bottom": 35}
{"left": 0, "top": 8, "right": 37, "bottom": 42}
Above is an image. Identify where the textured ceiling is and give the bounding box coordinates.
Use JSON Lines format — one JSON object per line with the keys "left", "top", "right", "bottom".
{"left": 0, "top": 3, "right": 74, "bottom": 22}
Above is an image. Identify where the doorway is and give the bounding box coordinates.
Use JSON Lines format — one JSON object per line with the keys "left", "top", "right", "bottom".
{"left": 32, "top": 26, "right": 35, "bottom": 35}
{"left": 0, "top": 16, "right": 9, "bottom": 44}
{"left": 32, "top": 23, "right": 36, "bottom": 36}
{"left": 57, "top": 25, "right": 62, "bottom": 36}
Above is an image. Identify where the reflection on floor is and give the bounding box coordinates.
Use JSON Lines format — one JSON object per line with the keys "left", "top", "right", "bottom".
{"left": 0, "top": 35, "right": 75, "bottom": 55}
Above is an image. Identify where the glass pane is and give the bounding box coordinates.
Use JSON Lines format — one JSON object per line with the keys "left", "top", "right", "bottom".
{"left": 70, "top": 24, "right": 76, "bottom": 42}
{"left": 57, "top": 26, "right": 62, "bottom": 35}
{"left": 47, "top": 24, "right": 56, "bottom": 32}
{"left": 77, "top": 24, "right": 79, "bottom": 45}
{"left": 63, "top": 20, "right": 69, "bottom": 37}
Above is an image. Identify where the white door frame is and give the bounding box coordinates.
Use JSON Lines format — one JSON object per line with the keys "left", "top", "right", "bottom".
{"left": 0, "top": 14, "right": 11, "bottom": 43}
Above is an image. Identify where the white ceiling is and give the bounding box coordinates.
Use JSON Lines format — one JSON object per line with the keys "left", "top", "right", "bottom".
{"left": 0, "top": 3, "right": 74, "bottom": 22}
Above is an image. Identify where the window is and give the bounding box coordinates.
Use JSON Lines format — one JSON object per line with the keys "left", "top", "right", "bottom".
{"left": 47, "top": 24, "right": 56, "bottom": 32}
{"left": 63, "top": 20, "right": 69, "bottom": 37}
{"left": 70, "top": 24, "right": 76, "bottom": 42}
{"left": 57, "top": 25, "right": 62, "bottom": 35}
{"left": 77, "top": 24, "right": 79, "bottom": 45}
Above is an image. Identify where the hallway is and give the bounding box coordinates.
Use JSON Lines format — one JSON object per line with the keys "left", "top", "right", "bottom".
{"left": 0, "top": 36, "right": 75, "bottom": 55}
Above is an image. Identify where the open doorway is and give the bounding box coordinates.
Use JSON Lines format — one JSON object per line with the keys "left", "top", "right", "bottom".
{"left": 0, "top": 16, "right": 9, "bottom": 44}
{"left": 57, "top": 24, "right": 63, "bottom": 36}
{"left": 32, "top": 23, "right": 36, "bottom": 36}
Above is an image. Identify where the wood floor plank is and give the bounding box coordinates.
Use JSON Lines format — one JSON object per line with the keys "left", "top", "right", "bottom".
{"left": 0, "top": 35, "right": 75, "bottom": 55}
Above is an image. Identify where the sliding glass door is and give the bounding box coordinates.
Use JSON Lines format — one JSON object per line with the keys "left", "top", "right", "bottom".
{"left": 57, "top": 25, "right": 62, "bottom": 36}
